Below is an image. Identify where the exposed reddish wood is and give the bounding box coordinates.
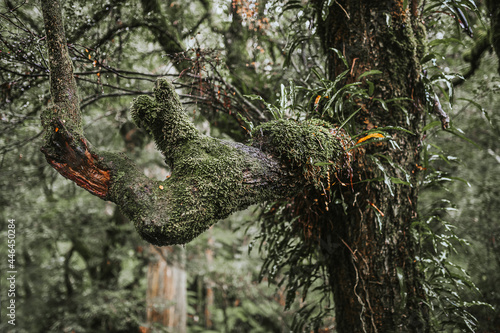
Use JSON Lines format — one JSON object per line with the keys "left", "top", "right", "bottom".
{"left": 41, "top": 119, "right": 110, "bottom": 199}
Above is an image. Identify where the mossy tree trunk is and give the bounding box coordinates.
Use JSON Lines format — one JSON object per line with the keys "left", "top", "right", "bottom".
{"left": 486, "top": 0, "right": 500, "bottom": 75}
{"left": 313, "top": 0, "right": 430, "bottom": 332}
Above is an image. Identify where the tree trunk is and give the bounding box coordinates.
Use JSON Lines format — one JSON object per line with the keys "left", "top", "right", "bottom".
{"left": 204, "top": 232, "right": 215, "bottom": 329}
{"left": 146, "top": 245, "right": 187, "bottom": 333}
{"left": 313, "top": 1, "right": 429, "bottom": 332}
{"left": 486, "top": 0, "right": 500, "bottom": 75}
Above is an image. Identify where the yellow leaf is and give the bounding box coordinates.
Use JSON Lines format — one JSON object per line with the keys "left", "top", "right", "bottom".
{"left": 356, "top": 133, "right": 384, "bottom": 144}
{"left": 314, "top": 95, "right": 321, "bottom": 105}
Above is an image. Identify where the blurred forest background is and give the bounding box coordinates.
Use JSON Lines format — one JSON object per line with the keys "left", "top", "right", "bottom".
{"left": 0, "top": 0, "right": 499, "bottom": 332}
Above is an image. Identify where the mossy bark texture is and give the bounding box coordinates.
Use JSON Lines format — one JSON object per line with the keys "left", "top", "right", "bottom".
{"left": 41, "top": 0, "right": 81, "bottom": 132}
{"left": 313, "top": 0, "right": 429, "bottom": 332}
{"left": 486, "top": 0, "right": 500, "bottom": 75}
{"left": 40, "top": 0, "right": 351, "bottom": 246}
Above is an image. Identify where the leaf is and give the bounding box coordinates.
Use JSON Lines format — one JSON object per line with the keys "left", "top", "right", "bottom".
{"left": 423, "top": 120, "right": 441, "bottom": 132}
{"left": 289, "top": 80, "right": 296, "bottom": 111}
{"left": 330, "top": 48, "right": 348, "bottom": 68}
{"left": 358, "top": 69, "right": 382, "bottom": 79}
{"left": 421, "top": 51, "right": 444, "bottom": 64}
{"left": 396, "top": 267, "right": 407, "bottom": 308}
{"left": 428, "top": 37, "right": 464, "bottom": 47}
{"left": 457, "top": 98, "right": 493, "bottom": 127}
{"left": 280, "top": 83, "right": 287, "bottom": 110}
{"left": 313, "top": 162, "right": 333, "bottom": 166}
{"left": 385, "top": 97, "right": 412, "bottom": 103}
{"left": 367, "top": 79, "right": 375, "bottom": 96}
{"left": 284, "top": 36, "right": 311, "bottom": 68}
{"left": 390, "top": 177, "right": 411, "bottom": 186}
{"left": 356, "top": 133, "right": 384, "bottom": 144}
{"left": 444, "top": 126, "right": 480, "bottom": 148}
{"left": 338, "top": 107, "right": 361, "bottom": 130}
{"left": 450, "top": 177, "right": 471, "bottom": 187}
{"left": 349, "top": 137, "right": 390, "bottom": 150}
{"left": 311, "top": 67, "right": 325, "bottom": 81}
{"left": 371, "top": 156, "right": 394, "bottom": 196}
{"left": 375, "top": 98, "right": 389, "bottom": 111}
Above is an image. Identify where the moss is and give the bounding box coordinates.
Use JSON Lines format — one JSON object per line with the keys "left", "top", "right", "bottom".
{"left": 41, "top": 104, "right": 84, "bottom": 147}
{"left": 41, "top": 0, "right": 81, "bottom": 130}
{"left": 414, "top": 22, "right": 428, "bottom": 64}
{"left": 101, "top": 127, "right": 278, "bottom": 245}
{"left": 157, "top": 136, "right": 270, "bottom": 245}
{"left": 251, "top": 119, "right": 349, "bottom": 189}
{"left": 127, "top": 78, "right": 274, "bottom": 244}
{"left": 113, "top": 78, "right": 353, "bottom": 245}
{"left": 130, "top": 78, "right": 199, "bottom": 166}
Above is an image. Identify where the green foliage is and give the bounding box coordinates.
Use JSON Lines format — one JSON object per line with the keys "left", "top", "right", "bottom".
{"left": 412, "top": 2, "right": 499, "bottom": 330}
{"left": 253, "top": 206, "right": 335, "bottom": 332}
{"left": 186, "top": 210, "right": 300, "bottom": 332}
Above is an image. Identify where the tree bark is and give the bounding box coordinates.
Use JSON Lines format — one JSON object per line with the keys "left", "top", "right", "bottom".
{"left": 146, "top": 245, "right": 187, "bottom": 333}
{"left": 313, "top": 0, "right": 429, "bottom": 332}
{"left": 486, "top": 0, "right": 500, "bottom": 75}
{"left": 40, "top": 0, "right": 81, "bottom": 130}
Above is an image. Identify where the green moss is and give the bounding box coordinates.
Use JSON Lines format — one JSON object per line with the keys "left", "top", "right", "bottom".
{"left": 102, "top": 132, "right": 274, "bottom": 245}
{"left": 114, "top": 79, "right": 352, "bottom": 245}
{"left": 41, "top": 104, "right": 84, "bottom": 145}
{"left": 251, "top": 119, "right": 348, "bottom": 189}
{"left": 158, "top": 136, "right": 259, "bottom": 244}
{"left": 130, "top": 79, "right": 199, "bottom": 166}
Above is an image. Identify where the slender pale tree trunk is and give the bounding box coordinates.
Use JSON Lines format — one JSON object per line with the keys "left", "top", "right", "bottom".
{"left": 146, "top": 246, "right": 187, "bottom": 332}
{"left": 204, "top": 232, "right": 215, "bottom": 329}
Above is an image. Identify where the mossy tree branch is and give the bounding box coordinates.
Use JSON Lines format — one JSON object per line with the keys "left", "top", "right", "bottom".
{"left": 40, "top": 0, "right": 352, "bottom": 246}
{"left": 453, "top": 29, "right": 492, "bottom": 87}
{"left": 41, "top": 0, "right": 81, "bottom": 131}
